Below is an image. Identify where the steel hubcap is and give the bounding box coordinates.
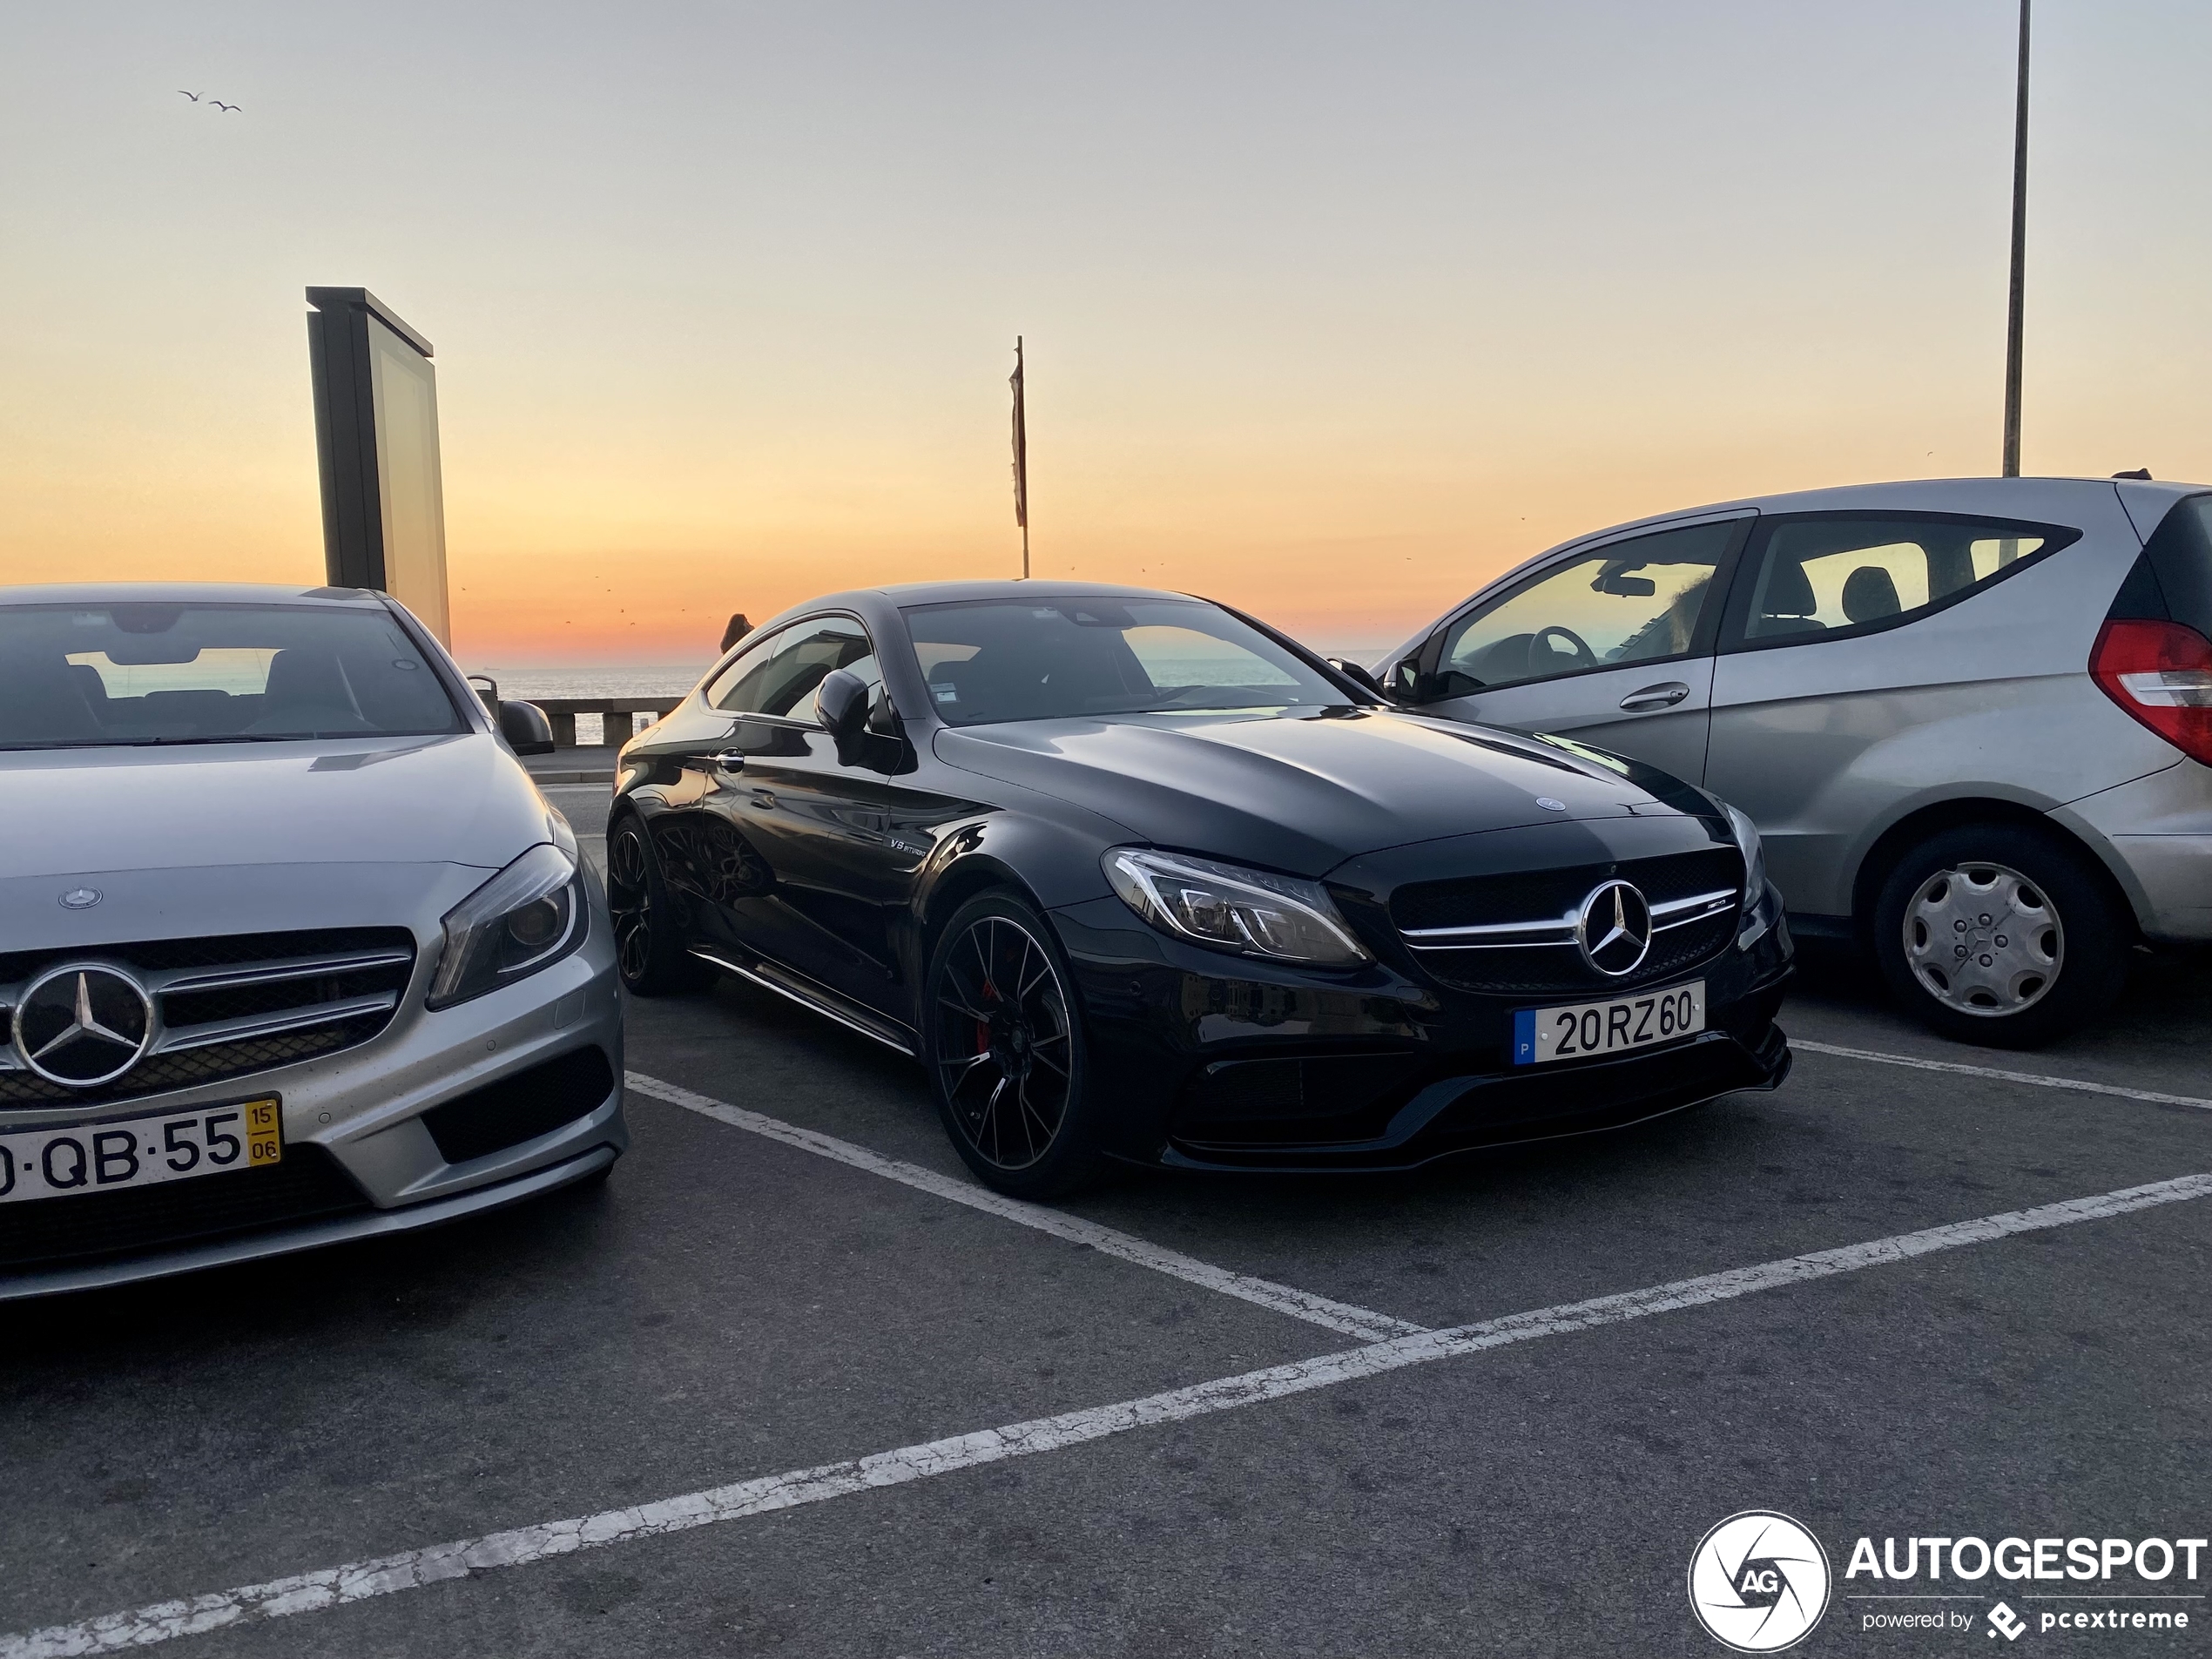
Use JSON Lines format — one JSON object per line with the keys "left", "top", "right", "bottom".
{"left": 934, "top": 915, "right": 1071, "bottom": 1170}
{"left": 1903, "top": 861, "right": 2063, "bottom": 1016}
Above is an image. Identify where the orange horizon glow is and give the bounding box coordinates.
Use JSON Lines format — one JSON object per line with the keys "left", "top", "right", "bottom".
{"left": 8, "top": 3, "right": 2211, "bottom": 670}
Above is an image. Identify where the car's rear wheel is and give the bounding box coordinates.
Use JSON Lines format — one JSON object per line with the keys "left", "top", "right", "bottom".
{"left": 1873, "top": 823, "right": 2128, "bottom": 1049}
{"left": 605, "top": 816, "right": 711, "bottom": 996}
{"left": 922, "top": 891, "right": 1108, "bottom": 1198}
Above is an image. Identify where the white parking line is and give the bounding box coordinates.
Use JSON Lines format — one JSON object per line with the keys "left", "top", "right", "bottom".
{"left": 624, "top": 1072, "right": 1427, "bottom": 1342}
{"left": 1793, "top": 1039, "right": 2212, "bottom": 1111}
{"left": 14, "top": 1168, "right": 2206, "bottom": 1659}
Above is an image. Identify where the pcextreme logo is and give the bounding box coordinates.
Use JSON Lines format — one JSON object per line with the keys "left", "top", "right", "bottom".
{"left": 1689, "top": 1511, "right": 1833, "bottom": 1653}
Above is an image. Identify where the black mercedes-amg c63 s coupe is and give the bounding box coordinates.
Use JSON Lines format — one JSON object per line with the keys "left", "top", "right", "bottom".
{"left": 609, "top": 583, "right": 1793, "bottom": 1196}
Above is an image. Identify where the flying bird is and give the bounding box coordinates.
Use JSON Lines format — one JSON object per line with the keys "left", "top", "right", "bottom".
{"left": 178, "top": 90, "right": 200, "bottom": 101}
{"left": 212, "top": 101, "right": 240, "bottom": 111}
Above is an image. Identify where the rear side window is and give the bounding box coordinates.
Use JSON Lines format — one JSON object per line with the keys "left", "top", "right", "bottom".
{"left": 1722, "top": 514, "right": 2079, "bottom": 650}
{"left": 2109, "top": 495, "right": 2212, "bottom": 637}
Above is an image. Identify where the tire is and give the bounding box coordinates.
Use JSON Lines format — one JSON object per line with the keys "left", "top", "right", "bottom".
{"left": 1872, "top": 823, "right": 2130, "bottom": 1049}
{"left": 605, "top": 815, "right": 712, "bottom": 996}
{"left": 921, "top": 890, "right": 1109, "bottom": 1199}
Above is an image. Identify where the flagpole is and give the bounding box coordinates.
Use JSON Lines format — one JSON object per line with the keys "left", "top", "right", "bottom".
{"left": 2001, "top": 0, "right": 2029, "bottom": 477}
{"left": 1011, "top": 336, "right": 1029, "bottom": 578}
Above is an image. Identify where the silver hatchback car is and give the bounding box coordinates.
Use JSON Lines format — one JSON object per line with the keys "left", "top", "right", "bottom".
{"left": 1378, "top": 477, "right": 2212, "bottom": 1048}
{"left": 0, "top": 583, "right": 626, "bottom": 1298}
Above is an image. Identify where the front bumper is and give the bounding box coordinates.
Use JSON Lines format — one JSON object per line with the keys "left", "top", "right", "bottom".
{"left": 1051, "top": 893, "right": 1793, "bottom": 1174}
{"left": 0, "top": 876, "right": 627, "bottom": 1299}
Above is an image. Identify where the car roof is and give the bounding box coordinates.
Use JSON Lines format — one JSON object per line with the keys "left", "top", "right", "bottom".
{"left": 865, "top": 579, "right": 1197, "bottom": 606}
{"left": 1550, "top": 475, "right": 2202, "bottom": 544}
{"left": 0, "top": 581, "right": 388, "bottom": 607}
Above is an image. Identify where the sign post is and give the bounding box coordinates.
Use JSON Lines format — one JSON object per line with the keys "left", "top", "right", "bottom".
{"left": 305, "top": 287, "right": 453, "bottom": 644}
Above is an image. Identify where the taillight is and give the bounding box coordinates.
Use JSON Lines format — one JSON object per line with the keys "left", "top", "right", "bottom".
{"left": 2090, "top": 618, "right": 2212, "bottom": 765}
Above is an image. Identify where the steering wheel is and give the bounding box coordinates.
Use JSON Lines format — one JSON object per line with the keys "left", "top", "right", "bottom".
{"left": 1533, "top": 624, "right": 1598, "bottom": 668}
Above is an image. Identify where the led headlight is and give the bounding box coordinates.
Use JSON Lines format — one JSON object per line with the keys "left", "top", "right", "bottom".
{"left": 426, "top": 841, "right": 584, "bottom": 1009}
{"left": 1725, "top": 803, "right": 1780, "bottom": 951}
{"left": 1103, "top": 847, "right": 1370, "bottom": 966}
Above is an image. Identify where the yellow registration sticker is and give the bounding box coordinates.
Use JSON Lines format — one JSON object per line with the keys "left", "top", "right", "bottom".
{"left": 240, "top": 1097, "right": 284, "bottom": 1166}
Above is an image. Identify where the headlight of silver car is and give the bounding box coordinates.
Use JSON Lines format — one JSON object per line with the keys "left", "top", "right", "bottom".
{"left": 1725, "top": 804, "right": 1779, "bottom": 950}
{"left": 427, "top": 842, "right": 584, "bottom": 1009}
{"left": 1103, "top": 847, "right": 1371, "bottom": 966}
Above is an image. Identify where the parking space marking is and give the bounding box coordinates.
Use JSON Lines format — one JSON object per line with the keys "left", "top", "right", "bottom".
{"left": 1794, "top": 1039, "right": 2212, "bottom": 1111}
{"left": 624, "top": 1072, "right": 1428, "bottom": 1342}
{"left": 13, "top": 1168, "right": 2207, "bottom": 1659}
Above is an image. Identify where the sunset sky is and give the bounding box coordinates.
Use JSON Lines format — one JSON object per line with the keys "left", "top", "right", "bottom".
{"left": 5, "top": 2, "right": 2209, "bottom": 670}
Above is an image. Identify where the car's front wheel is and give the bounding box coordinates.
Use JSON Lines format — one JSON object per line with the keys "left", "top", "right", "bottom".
{"left": 1873, "top": 823, "right": 2128, "bottom": 1049}
{"left": 922, "top": 891, "right": 1108, "bottom": 1198}
{"left": 605, "top": 816, "right": 711, "bottom": 996}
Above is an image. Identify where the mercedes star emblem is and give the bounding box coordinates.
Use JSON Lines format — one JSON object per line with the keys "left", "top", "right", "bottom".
{"left": 1575, "top": 879, "right": 1654, "bottom": 977}
{"left": 58, "top": 887, "right": 103, "bottom": 910}
{"left": 11, "top": 964, "right": 156, "bottom": 1088}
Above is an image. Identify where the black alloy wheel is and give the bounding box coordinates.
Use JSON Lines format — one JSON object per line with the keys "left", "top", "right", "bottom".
{"left": 1872, "top": 821, "right": 2128, "bottom": 1049}
{"left": 605, "top": 816, "right": 711, "bottom": 996}
{"left": 923, "top": 892, "right": 1105, "bottom": 1197}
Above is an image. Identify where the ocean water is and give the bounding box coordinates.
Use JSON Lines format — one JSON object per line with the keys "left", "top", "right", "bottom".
{"left": 462, "top": 664, "right": 712, "bottom": 701}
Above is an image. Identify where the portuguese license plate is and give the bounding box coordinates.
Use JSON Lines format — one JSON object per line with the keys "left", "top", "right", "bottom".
{"left": 1514, "top": 982, "right": 1705, "bottom": 1066}
{"left": 0, "top": 1097, "right": 282, "bottom": 1204}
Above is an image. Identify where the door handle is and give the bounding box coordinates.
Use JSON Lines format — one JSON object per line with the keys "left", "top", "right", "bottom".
{"left": 1618, "top": 682, "right": 1690, "bottom": 711}
{"left": 713, "top": 750, "right": 745, "bottom": 773}
{"left": 750, "top": 788, "right": 777, "bottom": 811}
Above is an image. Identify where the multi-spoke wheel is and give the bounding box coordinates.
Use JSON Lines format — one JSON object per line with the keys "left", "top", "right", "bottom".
{"left": 923, "top": 891, "right": 1105, "bottom": 1197}
{"left": 1874, "top": 823, "right": 2128, "bottom": 1049}
{"left": 605, "top": 816, "right": 711, "bottom": 995}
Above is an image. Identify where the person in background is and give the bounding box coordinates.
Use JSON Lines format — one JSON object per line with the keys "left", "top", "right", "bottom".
{"left": 720, "top": 613, "right": 752, "bottom": 652}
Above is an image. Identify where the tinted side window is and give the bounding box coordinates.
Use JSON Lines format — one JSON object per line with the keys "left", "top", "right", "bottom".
{"left": 1431, "top": 520, "right": 1738, "bottom": 696}
{"left": 1723, "top": 515, "right": 2078, "bottom": 650}
{"left": 2113, "top": 494, "right": 2212, "bottom": 639}
{"left": 708, "top": 617, "right": 876, "bottom": 720}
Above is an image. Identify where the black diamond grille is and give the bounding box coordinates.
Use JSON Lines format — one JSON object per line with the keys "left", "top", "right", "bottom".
{"left": 1, "top": 929, "right": 415, "bottom": 1109}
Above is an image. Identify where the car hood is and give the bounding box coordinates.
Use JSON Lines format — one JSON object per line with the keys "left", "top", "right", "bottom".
{"left": 933, "top": 707, "right": 1696, "bottom": 877}
{"left": 0, "top": 733, "right": 552, "bottom": 881}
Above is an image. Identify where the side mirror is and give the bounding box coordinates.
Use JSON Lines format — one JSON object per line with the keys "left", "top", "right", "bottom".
{"left": 814, "top": 669, "right": 873, "bottom": 765}
{"left": 1325, "top": 658, "right": 1386, "bottom": 699}
{"left": 1390, "top": 657, "right": 1426, "bottom": 702}
{"left": 497, "top": 698, "right": 556, "bottom": 756}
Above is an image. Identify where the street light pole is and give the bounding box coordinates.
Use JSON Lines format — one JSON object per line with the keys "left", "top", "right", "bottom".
{"left": 2001, "top": 0, "right": 2031, "bottom": 477}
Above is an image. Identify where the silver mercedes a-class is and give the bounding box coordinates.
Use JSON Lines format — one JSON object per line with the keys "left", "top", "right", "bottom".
{"left": 0, "top": 583, "right": 625, "bottom": 1298}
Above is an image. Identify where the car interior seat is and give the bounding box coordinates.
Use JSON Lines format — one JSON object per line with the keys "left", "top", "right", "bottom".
{"left": 1753, "top": 559, "right": 1824, "bottom": 636}
{"left": 0, "top": 655, "right": 102, "bottom": 745}
{"left": 1841, "top": 565, "right": 1904, "bottom": 625}
{"left": 249, "top": 647, "right": 370, "bottom": 733}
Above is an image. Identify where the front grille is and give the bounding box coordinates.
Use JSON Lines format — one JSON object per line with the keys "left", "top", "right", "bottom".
{"left": 1392, "top": 846, "right": 1743, "bottom": 998}
{"left": 0, "top": 928, "right": 415, "bottom": 1109}
{"left": 421, "top": 1047, "right": 617, "bottom": 1164}
{"left": 1392, "top": 847, "right": 1743, "bottom": 933}
{"left": 0, "top": 1144, "right": 369, "bottom": 1271}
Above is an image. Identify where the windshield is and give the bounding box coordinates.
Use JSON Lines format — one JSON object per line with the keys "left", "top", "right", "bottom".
{"left": 903, "top": 597, "right": 1343, "bottom": 726}
{"left": 0, "top": 601, "right": 465, "bottom": 749}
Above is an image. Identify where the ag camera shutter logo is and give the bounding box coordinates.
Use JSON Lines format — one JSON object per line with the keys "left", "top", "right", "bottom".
{"left": 1689, "top": 1510, "right": 1832, "bottom": 1652}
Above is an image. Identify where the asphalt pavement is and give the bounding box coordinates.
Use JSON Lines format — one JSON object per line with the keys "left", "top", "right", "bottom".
{"left": 3, "top": 786, "right": 2205, "bottom": 1657}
